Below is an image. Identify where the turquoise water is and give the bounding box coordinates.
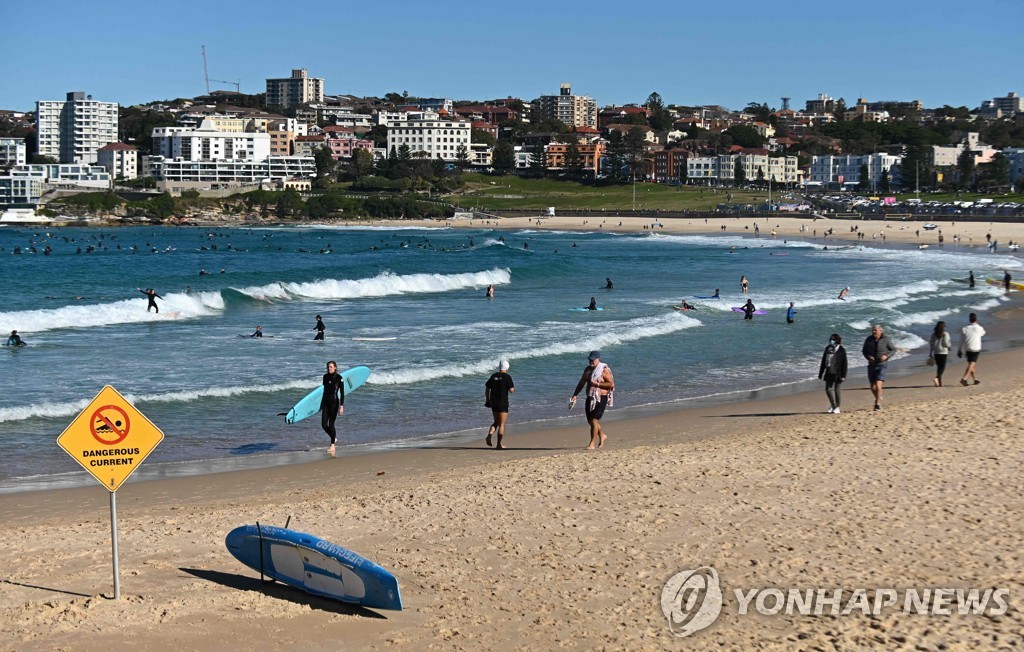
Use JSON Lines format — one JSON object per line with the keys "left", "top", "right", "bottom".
{"left": 0, "top": 223, "right": 1018, "bottom": 491}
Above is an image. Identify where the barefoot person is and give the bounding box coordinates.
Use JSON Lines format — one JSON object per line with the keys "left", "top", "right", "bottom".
{"left": 484, "top": 359, "right": 515, "bottom": 449}
{"left": 957, "top": 313, "right": 985, "bottom": 386}
{"left": 319, "top": 360, "right": 345, "bottom": 453}
{"left": 862, "top": 324, "right": 896, "bottom": 411}
{"left": 929, "top": 320, "right": 951, "bottom": 387}
{"left": 569, "top": 351, "right": 615, "bottom": 449}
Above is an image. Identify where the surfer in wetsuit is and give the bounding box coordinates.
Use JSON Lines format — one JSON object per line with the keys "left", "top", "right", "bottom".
{"left": 313, "top": 315, "right": 325, "bottom": 340}
{"left": 969, "top": 271, "right": 975, "bottom": 288}
{"left": 742, "top": 299, "right": 756, "bottom": 320}
{"left": 587, "top": 297, "right": 598, "bottom": 310}
{"left": 138, "top": 287, "right": 162, "bottom": 313}
{"left": 320, "top": 360, "right": 345, "bottom": 454}
{"left": 713, "top": 288, "right": 721, "bottom": 298}
{"left": 604, "top": 277, "right": 614, "bottom": 289}
{"left": 250, "top": 325, "right": 263, "bottom": 338}
{"left": 6, "top": 330, "right": 25, "bottom": 346}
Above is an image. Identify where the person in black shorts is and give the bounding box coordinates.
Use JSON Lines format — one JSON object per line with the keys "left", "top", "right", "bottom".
{"left": 569, "top": 350, "right": 615, "bottom": 449}
{"left": 484, "top": 359, "right": 515, "bottom": 449}
{"left": 319, "top": 360, "right": 345, "bottom": 454}
{"left": 313, "top": 315, "right": 325, "bottom": 340}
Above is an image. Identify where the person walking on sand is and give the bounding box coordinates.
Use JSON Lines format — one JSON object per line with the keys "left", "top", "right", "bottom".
{"left": 786, "top": 302, "right": 797, "bottom": 324}
{"left": 740, "top": 275, "right": 749, "bottom": 294}
{"left": 818, "top": 333, "right": 848, "bottom": 413}
{"left": 569, "top": 351, "right": 615, "bottom": 449}
{"left": 484, "top": 359, "right": 515, "bottom": 449}
{"left": 312, "top": 314, "right": 326, "bottom": 340}
{"left": 319, "top": 360, "right": 345, "bottom": 454}
{"left": 862, "top": 324, "right": 896, "bottom": 411}
{"left": 957, "top": 313, "right": 985, "bottom": 386}
{"left": 138, "top": 287, "right": 162, "bottom": 313}
{"left": 929, "top": 321, "right": 951, "bottom": 387}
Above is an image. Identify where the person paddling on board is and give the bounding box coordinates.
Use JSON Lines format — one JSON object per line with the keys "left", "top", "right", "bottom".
{"left": 138, "top": 287, "right": 163, "bottom": 312}
{"left": 678, "top": 300, "right": 695, "bottom": 310}
{"left": 838, "top": 287, "right": 850, "bottom": 301}
{"left": 6, "top": 330, "right": 26, "bottom": 346}
{"left": 587, "top": 297, "right": 598, "bottom": 311}
{"left": 313, "top": 315, "right": 326, "bottom": 340}
{"left": 319, "top": 360, "right": 344, "bottom": 454}
{"left": 712, "top": 288, "right": 721, "bottom": 299}
{"left": 250, "top": 325, "right": 263, "bottom": 338}
{"left": 604, "top": 277, "right": 614, "bottom": 289}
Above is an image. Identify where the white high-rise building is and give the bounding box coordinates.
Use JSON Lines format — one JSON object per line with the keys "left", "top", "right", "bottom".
{"left": 152, "top": 119, "right": 271, "bottom": 162}
{"left": 97, "top": 143, "right": 139, "bottom": 180}
{"left": 537, "top": 84, "right": 598, "bottom": 129}
{"left": 36, "top": 92, "right": 119, "bottom": 165}
{"left": 810, "top": 154, "right": 902, "bottom": 188}
{"left": 385, "top": 110, "right": 471, "bottom": 161}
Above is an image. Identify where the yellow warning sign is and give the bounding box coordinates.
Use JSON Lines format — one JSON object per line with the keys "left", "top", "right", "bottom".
{"left": 57, "top": 386, "right": 164, "bottom": 492}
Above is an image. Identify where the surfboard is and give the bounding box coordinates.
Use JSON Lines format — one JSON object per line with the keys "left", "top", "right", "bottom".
{"left": 238, "top": 334, "right": 275, "bottom": 338}
{"left": 987, "top": 277, "right": 1023, "bottom": 290}
{"left": 570, "top": 307, "right": 604, "bottom": 311}
{"left": 693, "top": 295, "right": 721, "bottom": 299}
{"left": 225, "top": 524, "right": 402, "bottom": 611}
{"left": 673, "top": 306, "right": 696, "bottom": 311}
{"left": 732, "top": 307, "right": 767, "bottom": 315}
{"left": 950, "top": 278, "right": 969, "bottom": 284}
{"left": 351, "top": 337, "right": 397, "bottom": 342}
{"left": 285, "top": 365, "right": 371, "bottom": 424}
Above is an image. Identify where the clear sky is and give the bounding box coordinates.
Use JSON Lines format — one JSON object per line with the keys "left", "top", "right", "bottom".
{"left": 1, "top": 0, "right": 1021, "bottom": 112}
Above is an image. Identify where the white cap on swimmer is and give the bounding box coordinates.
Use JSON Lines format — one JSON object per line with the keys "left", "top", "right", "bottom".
{"left": 499, "top": 359, "right": 510, "bottom": 371}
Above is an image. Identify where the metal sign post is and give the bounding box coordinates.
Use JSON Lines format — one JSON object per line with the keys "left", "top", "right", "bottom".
{"left": 110, "top": 491, "right": 120, "bottom": 600}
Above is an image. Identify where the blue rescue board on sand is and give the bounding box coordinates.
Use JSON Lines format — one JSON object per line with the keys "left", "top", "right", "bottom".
{"left": 285, "top": 365, "right": 371, "bottom": 424}
{"left": 225, "top": 524, "right": 402, "bottom": 611}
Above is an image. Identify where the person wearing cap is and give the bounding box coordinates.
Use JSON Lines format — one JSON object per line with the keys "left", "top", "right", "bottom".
{"left": 570, "top": 351, "right": 615, "bottom": 449}
{"left": 484, "top": 359, "right": 515, "bottom": 449}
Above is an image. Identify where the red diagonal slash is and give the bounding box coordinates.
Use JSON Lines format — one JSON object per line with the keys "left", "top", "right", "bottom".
{"left": 91, "top": 406, "right": 130, "bottom": 445}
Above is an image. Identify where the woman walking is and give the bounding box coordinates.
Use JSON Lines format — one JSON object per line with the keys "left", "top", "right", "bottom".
{"left": 320, "top": 360, "right": 345, "bottom": 454}
{"left": 928, "top": 321, "right": 951, "bottom": 387}
{"left": 818, "top": 333, "right": 848, "bottom": 414}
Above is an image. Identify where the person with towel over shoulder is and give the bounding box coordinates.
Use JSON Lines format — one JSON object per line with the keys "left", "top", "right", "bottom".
{"left": 569, "top": 351, "right": 615, "bottom": 449}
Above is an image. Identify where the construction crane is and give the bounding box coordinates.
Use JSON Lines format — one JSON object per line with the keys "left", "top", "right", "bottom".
{"left": 201, "top": 46, "right": 241, "bottom": 94}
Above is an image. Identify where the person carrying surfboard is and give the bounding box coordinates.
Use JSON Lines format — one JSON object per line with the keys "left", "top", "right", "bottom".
{"left": 320, "top": 360, "right": 345, "bottom": 454}
{"left": 742, "top": 299, "right": 756, "bottom": 320}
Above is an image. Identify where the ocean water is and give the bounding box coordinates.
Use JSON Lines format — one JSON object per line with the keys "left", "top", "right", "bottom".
{"left": 0, "top": 223, "right": 1019, "bottom": 492}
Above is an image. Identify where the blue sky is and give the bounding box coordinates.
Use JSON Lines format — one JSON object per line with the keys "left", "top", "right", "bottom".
{"left": 1, "top": 0, "right": 1020, "bottom": 112}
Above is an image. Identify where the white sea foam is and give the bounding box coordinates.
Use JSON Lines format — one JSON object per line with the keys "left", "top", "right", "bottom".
{"left": 0, "top": 378, "right": 318, "bottom": 424}
{"left": 646, "top": 233, "right": 818, "bottom": 249}
{"left": 0, "top": 290, "right": 224, "bottom": 334}
{"left": 970, "top": 297, "right": 1003, "bottom": 311}
{"left": 370, "top": 312, "right": 702, "bottom": 385}
{"left": 233, "top": 268, "right": 511, "bottom": 301}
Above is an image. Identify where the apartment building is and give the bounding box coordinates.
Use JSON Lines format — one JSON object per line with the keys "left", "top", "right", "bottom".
{"left": 326, "top": 137, "right": 374, "bottom": 160}
{"left": 1004, "top": 148, "right": 1024, "bottom": 186}
{"left": 385, "top": 111, "right": 471, "bottom": 161}
{"left": 810, "top": 153, "right": 902, "bottom": 188}
{"left": 687, "top": 155, "right": 800, "bottom": 184}
{"left": 0, "top": 175, "right": 43, "bottom": 205}
{"left": 545, "top": 142, "right": 606, "bottom": 175}
{"left": 980, "top": 92, "right": 1023, "bottom": 116}
{"left": 266, "top": 69, "right": 325, "bottom": 109}
{"left": 9, "top": 163, "right": 111, "bottom": 190}
{"left": 147, "top": 157, "right": 315, "bottom": 191}
{"left": 36, "top": 92, "right": 118, "bottom": 164}
{"left": 536, "top": 84, "right": 598, "bottom": 130}
{"left": 96, "top": 143, "right": 138, "bottom": 180}
{"left": 0, "top": 138, "right": 27, "bottom": 168}
{"left": 653, "top": 149, "right": 689, "bottom": 182}
{"left": 152, "top": 120, "right": 271, "bottom": 162}
{"left": 929, "top": 133, "right": 997, "bottom": 168}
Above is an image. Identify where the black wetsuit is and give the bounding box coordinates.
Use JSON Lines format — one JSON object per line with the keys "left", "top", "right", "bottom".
{"left": 6, "top": 335, "right": 25, "bottom": 346}
{"left": 313, "top": 318, "right": 325, "bottom": 340}
{"left": 587, "top": 299, "right": 598, "bottom": 310}
{"left": 250, "top": 329, "right": 262, "bottom": 338}
{"left": 141, "top": 289, "right": 162, "bottom": 313}
{"left": 743, "top": 302, "right": 756, "bottom": 320}
{"left": 320, "top": 372, "right": 345, "bottom": 444}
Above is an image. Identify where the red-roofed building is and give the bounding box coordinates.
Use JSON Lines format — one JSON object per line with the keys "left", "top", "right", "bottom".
{"left": 293, "top": 134, "right": 327, "bottom": 157}
{"left": 471, "top": 121, "right": 498, "bottom": 140}
{"left": 96, "top": 142, "right": 138, "bottom": 180}
{"left": 454, "top": 105, "right": 520, "bottom": 125}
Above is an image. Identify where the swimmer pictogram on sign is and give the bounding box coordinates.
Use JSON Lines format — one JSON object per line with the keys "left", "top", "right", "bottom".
{"left": 56, "top": 385, "right": 164, "bottom": 492}
{"left": 91, "top": 406, "right": 131, "bottom": 445}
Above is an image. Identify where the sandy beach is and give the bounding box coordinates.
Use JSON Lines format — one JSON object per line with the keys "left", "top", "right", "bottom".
{"left": 368, "top": 213, "right": 1024, "bottom": 250}
{"left": 2, "top": 218, "right": 1022, "bottom": 651}
{"left": 2, "top": 332, "right": 1022, "bottom": 649}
